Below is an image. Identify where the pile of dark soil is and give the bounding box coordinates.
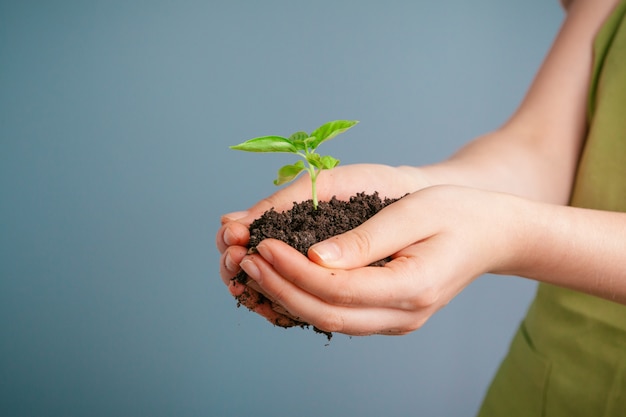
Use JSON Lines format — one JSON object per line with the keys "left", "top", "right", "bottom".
{"left": 233, "top": 192, "right": 401, "bottom": 339}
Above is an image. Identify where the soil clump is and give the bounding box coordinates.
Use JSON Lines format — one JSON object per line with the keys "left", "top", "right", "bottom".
{"left": 233, "top": 192, "right": 401, "bottom": 339}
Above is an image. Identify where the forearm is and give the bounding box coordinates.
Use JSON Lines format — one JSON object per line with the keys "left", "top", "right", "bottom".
{"left": 412, "top": 0, "right": 619, "bottom": 204}
{"left": 419, "top": 127, "right": 577, "bottom": 204}
{"left": 504, "top": 199, "right": 626, "bottom": 304}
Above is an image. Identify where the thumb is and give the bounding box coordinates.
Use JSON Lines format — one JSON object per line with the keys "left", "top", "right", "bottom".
{"left": 308, "top": 193, "right": 430, "bottom": 269}
{"left": 308, "top": 227, "right": 382, "bottom": 269}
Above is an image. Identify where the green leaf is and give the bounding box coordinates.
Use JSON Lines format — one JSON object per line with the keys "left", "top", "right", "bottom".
{"left": 303, "top": 136, "right": 317, "bottom": 148}
{"left": 274, "top": 161, "right": 305, "bottom": 185}
{"left": 292, "top": 140, "right": 309, "bottom": 152}
{"left": 230, "top": 136, "right": 297, "bottom": 153}
{"left": 309, "top": 120, "right": 358, "bottom": 149}
{"left": 306, "top": 153, "right": 323, "bottom": 169}
{"left": 320, "top": 155, "right": 340, "bottom": 170}
{"left": 289, "top": 131, "right": 309, "bottom": 151}
{"left": 289, "top": 131, "right": 309, "bottom": 141}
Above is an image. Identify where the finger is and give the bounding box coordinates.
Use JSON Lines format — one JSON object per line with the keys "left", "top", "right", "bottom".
{"left": 308, "top": 192, "right": 438, "bottom": 269}
{"left": 216, "top": 221, "right": 251, "bottom": 254}
{"left": 221, "top": 247, "right": 289, "bottom": 307}
{"left": 219, "top": 245, "right": 248, "bottom": 286}
{"left": 243, "top": 275, "right": 275, "bottom": 304}
{"left": 245, "top": 279, "right": 303, "bottom": 323}
{"left": 220, "top": 210, "right": 249, "bottom": 225}
{"left": 221, "top": 249, "right": 294, "bottom": 323}
{"left": 241, "top": 253, "right": 429, "bottom": 336}
{"left": 227, "top": 248, "right": 302, "bottom": 323}
{"left": 255, "top": 238, "right": 438, "bottom": 311}
{"left": 233, "top": 283, "right": 304, "bottom": 329}
{"left": 221, "top": 251, "right": 305, "bottom": 328}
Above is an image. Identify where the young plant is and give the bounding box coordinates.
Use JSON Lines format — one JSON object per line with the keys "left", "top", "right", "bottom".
{"left": 230, "top": 120, "right": 358, "bottom": 209}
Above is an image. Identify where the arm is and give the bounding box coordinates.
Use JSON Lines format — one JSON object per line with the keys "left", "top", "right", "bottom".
{"left": 506, "top": 201, "right": 626, "bottom": 304}
{"left": 421, "top": 0, "right": 618, "bottom": 204}
{"left": 243, "top": 186, "right": 626, "bottom": 336}
{"left": 218, "top": 0, "right": 626, "bottom": 335}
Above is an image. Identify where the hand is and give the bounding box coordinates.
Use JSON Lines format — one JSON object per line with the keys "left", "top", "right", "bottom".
{"left": 232, "top": 185, "right": 528, "bottom": 336}
{"left": 216, "top": 164, "right": 431, "bottom": 327}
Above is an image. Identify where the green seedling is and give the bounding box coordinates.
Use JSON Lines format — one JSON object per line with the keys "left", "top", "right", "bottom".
{"left": 230, "top": 120, "right": 358, "bottom": 210}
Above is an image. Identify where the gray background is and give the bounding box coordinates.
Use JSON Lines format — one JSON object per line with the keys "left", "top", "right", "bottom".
{"left": 1, "top": 1, "right": 562, "bottom": 416}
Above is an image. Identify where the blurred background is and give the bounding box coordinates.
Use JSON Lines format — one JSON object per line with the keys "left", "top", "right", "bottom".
{"left": 1, "top": 1, "right": 563, "bottom": 416}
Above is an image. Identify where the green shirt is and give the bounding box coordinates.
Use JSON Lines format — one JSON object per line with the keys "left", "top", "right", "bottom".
{"left": 478, "top": 2, "right": 626, "bottom": 416}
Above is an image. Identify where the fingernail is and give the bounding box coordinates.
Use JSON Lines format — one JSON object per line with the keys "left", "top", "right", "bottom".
{"left": 256, "top": 243, "right": 273, "bottom": 264}
{"left": 222, "top": 211, "right": 249, "bottom": 223}
{"left": 224, "top": 252, "right": 238, "bottom": 272}
{"left": 310, "top": 242, "right": 341, "bottom": 263}
{"left": 223, "top": 228, "right": 236, "bottom": 246}
{"left": 240, "top": 258, "right": 260, "bottom": 281}
{"left": 245, "top": 278, "right": 262, "bottom": 293}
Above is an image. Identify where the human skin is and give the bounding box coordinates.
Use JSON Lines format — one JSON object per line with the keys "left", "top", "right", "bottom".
{"left": 217, "top": 0, "right": 625, "bottom": 335}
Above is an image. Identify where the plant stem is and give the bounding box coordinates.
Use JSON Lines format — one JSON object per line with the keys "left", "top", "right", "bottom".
{"left": 302, "top": 148, "right": 320, "bottom": 210}
{"left": 310, "top": 169, "right": 319, "bottom": 210}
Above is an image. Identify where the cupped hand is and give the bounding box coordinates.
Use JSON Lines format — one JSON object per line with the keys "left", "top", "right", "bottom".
{"left": 216, "top": 163, "right": 431, "bottom": 326}
{"left": 235, "top": 185, "right": 531, "bottom": 336}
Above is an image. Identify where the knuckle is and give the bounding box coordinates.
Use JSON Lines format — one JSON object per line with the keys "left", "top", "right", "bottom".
{"left": 408, "top": 315, "right": 429, "bottom": 332}
{"left": 327, "top": 278, "right": 354, "bottom": 306}
{"left": 390, "top": 313, "right": 429, "bottom": 335}
{"left": 347, "top": 228, "right": 374, "bottom": 259}
{"left": 384, "top": 315, "right": 428, "bottom": 335}
{"left": 313, "top": 312, "right": 345, "bottom": 334}
{"left": 269, "top": 285, "right": 288, "bottom": 306}
{"left": 216, "top": 224, "right": 230, "bottom": 253}
{"left": 394, "top": 260, "right": 440, "bottom": 310}
{"left": 402, "top": 286, "right": 440, "bottom": 311}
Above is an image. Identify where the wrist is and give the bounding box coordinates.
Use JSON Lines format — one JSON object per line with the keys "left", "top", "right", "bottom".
{"left": 486, "top": 193, "right": 542, "bottom": 277}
